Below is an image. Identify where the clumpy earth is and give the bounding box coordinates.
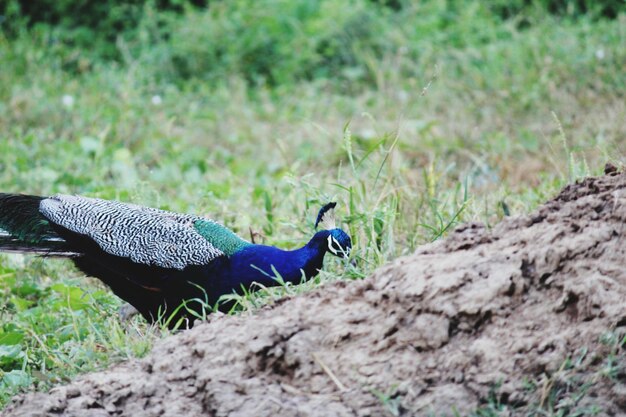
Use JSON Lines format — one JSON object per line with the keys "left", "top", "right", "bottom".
{"left": 4, "top": 170, "right": 626, "bottom": 417}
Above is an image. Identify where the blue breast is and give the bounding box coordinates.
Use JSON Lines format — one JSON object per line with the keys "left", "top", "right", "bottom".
{"left": 212, "top": 244, "right": 325, "bottom": 292}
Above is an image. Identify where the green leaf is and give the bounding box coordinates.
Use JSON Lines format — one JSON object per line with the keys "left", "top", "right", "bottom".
{"left": 0, "top": 332, "right": 24, "bottom": 346}
{"left": 0, "top": 344, "right": 23, "bottom": 367}
{"left": 51, "top": 284, "right": 90, "bottom": 311}
{"left": 0, "top": 370, "right": 31, "bottom": 389}
{"left": 9, "top": 296, "right": 33, "bottom": 312}
{"left": 12, "top": 283, "right": 41, "bottom": 298}
{"left": 0, "top": 268, "right": 16, "bottom": 287}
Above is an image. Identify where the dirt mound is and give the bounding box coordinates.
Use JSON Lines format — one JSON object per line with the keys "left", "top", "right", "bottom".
{"left": 4, "top": 171, "right": 626, "bottom": 417}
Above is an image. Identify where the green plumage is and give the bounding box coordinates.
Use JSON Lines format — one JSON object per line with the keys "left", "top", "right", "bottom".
{"left": 0, "top": 194, "right": 54, "bottom": 242}
{"left": 193, "top": 219, "right": 251, "bottom": 256}
{"left": 0, "top": 194, "right": 76, "bottom": 255}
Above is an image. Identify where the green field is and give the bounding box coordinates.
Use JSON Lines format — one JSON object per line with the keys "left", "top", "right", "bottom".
{"left": 0, "top": 0, "right": 624, "bottom": 410}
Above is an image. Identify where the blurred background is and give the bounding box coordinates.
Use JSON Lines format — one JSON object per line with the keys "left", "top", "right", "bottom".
{"left": 0, "top": 0, "right": 624, "bottom": 404}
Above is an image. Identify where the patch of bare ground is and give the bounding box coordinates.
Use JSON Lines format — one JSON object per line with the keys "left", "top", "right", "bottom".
{"left": 4, "top": 168, "right": 626, "bottom": 417}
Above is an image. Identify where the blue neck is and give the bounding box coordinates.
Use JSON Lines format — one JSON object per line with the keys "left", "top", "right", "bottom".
{"left": 206, "top": 230, "right": 331, "bottom": 298}
{"left": 237, "top": 232, "right": 328, "bottom": 284}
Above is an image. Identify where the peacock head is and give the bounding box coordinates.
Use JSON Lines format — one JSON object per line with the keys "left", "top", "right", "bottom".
{"left": 314, "top": 202, "right": 352, "bottom": 258}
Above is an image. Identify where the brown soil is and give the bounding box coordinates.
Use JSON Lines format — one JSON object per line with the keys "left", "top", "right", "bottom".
{"left": 4, "top": 170, "right": 626, "bottom": 417}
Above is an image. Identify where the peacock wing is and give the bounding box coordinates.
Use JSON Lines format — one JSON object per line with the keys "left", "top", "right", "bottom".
{"left": 39, "top": 195, "right": 228, "bottom": 270}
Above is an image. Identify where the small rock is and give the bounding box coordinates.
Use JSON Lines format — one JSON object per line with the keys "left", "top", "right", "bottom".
{"left": 604, "top": 162, "right": 618, "bottom": 175}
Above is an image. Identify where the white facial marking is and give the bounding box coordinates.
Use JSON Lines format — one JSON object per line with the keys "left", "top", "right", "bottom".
{"left": 335, "top": 236, "right": 350, "bottom": 257}
{"left": 327, "top": 235, "right": 339, "bottom": 255}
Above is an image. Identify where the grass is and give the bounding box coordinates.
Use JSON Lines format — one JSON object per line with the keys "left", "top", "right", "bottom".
{"left": 0, "top": 0, "right": 625, "bottom": 410}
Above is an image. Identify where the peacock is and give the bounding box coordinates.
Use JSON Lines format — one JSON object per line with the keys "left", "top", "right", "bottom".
{"left": 0, "top": 193, "right": 351, "bottom": 326}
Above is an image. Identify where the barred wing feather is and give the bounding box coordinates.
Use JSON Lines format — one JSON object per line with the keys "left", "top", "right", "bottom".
{"left": 39, "top": 195, "right": 226, "bottom": 270}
